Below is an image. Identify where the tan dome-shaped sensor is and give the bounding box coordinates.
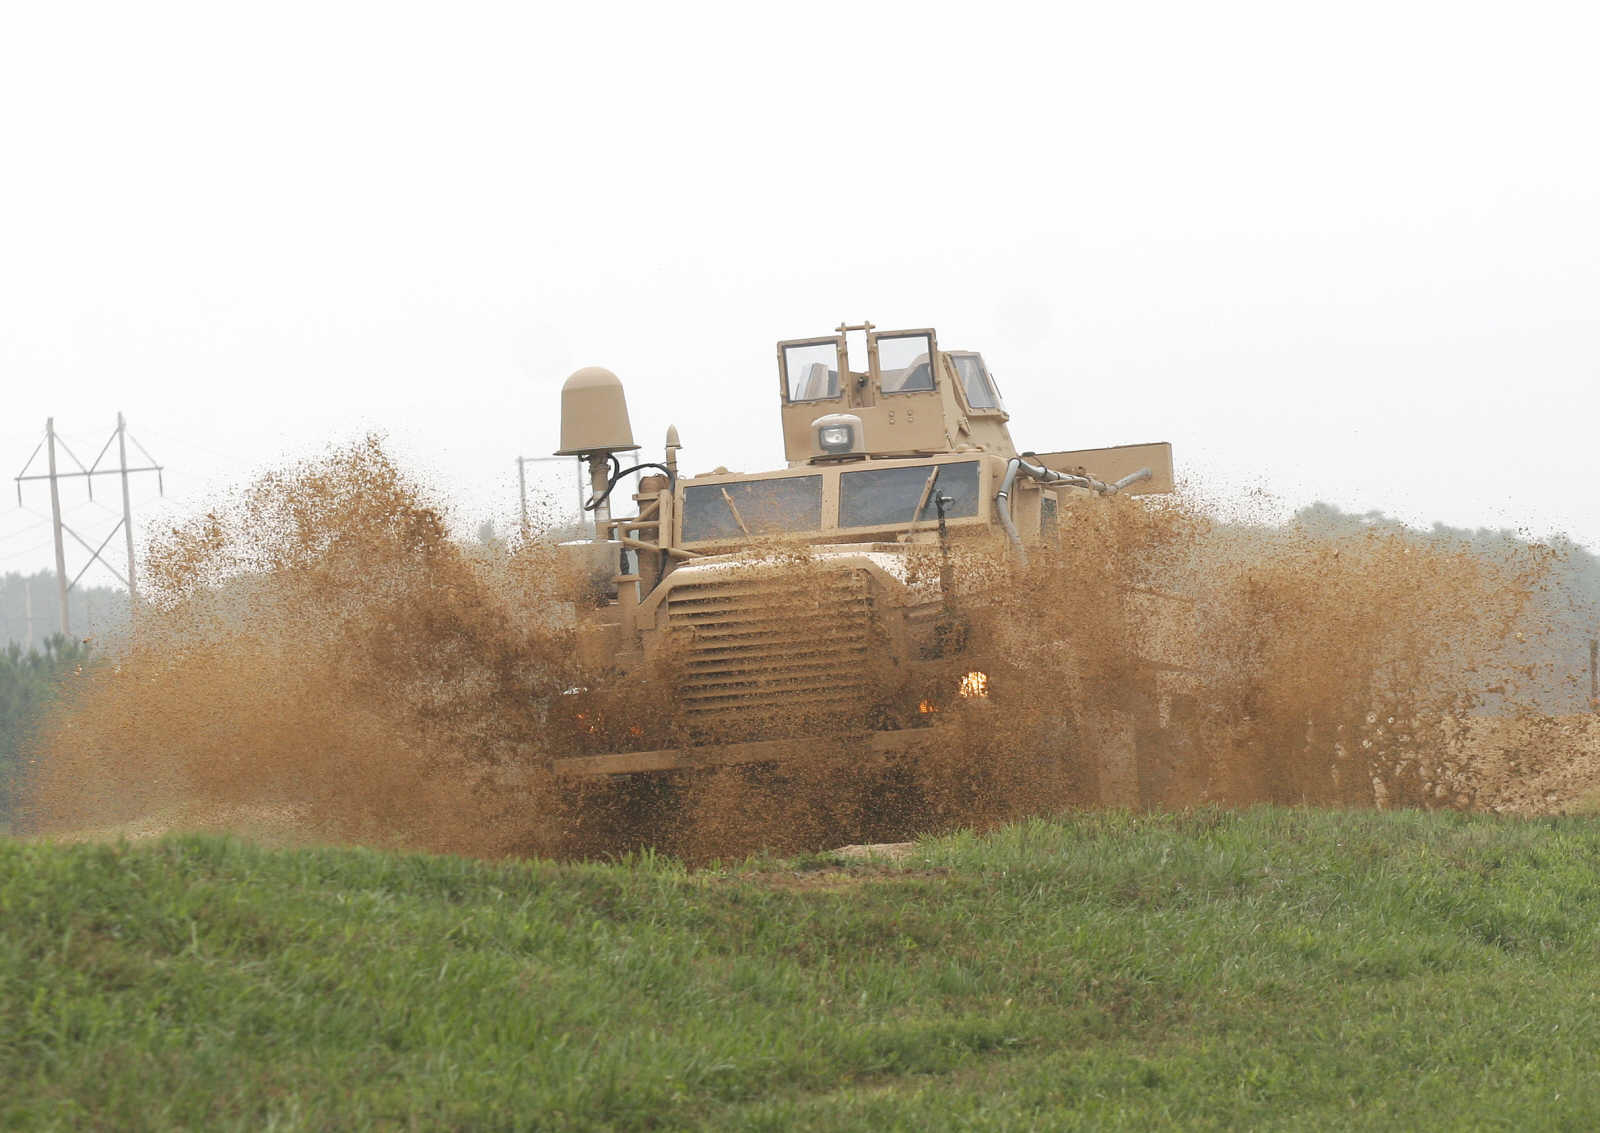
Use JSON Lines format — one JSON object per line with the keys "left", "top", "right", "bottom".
{"left": 555, "top": 366, "right": 640, "bottom": 456}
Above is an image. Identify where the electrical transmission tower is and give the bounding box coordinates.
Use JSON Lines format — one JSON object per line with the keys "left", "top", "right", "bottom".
{"left": 13, "top": 414, "right": 164, "bottom": 636}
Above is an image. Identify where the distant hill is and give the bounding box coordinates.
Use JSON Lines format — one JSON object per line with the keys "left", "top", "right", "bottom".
{"left": 1292, "top": 502, "right": 1600, "bottom": 712}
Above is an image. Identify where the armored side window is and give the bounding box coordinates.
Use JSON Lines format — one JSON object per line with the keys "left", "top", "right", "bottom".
{"left": 952, "top": 353, "right": 1004, "bottom": 411}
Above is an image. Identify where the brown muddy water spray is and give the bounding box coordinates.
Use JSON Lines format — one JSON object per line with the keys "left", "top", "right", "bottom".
{"left": 19, "top": 440, "right": 1590, "bottom": 862}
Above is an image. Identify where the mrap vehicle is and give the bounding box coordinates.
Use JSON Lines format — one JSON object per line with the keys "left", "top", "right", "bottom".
{"left": 546, "top": 321, "right": 1188, "bottom": 806}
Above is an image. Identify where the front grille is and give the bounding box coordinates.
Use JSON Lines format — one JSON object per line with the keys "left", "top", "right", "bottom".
{"left": 663, "top": 569, "right": 876, "bottom": 731}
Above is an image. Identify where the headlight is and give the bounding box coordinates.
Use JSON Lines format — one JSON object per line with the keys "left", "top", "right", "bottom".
{"left": 810, "top": 413, "right": 862, "bottom": 455}
{"left": 818, "top": 423, "right": 853, "bottom": 452}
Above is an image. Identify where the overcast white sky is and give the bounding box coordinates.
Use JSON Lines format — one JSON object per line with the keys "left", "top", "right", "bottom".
{"left": 2, "top": 0, "right": 1596, "bottom": 589}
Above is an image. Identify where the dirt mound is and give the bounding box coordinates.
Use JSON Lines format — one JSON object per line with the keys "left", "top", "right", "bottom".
{"left": 18, "top": 439, "right": 1587, "bottom": 862}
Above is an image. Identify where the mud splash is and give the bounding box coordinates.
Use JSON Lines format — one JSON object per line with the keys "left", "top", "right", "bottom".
{"left": 19, "top": 440, "right": 1583, "bottom": 862}
{"left": 23, "top": 439, "right": 576, "bottom": 857}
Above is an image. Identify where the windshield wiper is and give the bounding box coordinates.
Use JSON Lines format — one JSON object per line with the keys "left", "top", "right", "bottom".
{"left": 720, "top": 487, "right": 751, "bottom": 536}
{"left": 906, "top": 465, "right": 940, "bottom": 531}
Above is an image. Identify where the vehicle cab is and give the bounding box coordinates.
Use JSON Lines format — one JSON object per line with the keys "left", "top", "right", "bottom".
{"left": 655, "top": 324, "right": 1058, "bottom": 559}
{"left": 776, "top": 322, "right": 1016, "bottom": 466}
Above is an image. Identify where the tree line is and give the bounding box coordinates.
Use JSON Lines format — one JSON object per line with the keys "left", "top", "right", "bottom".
{"left": 0, "top": 570, "right": 128, "bottom": 651}
{"left": 0, "top": 635, "right": 91, "bottom": 831}
{"left": 1292, "top": 501, "right": 1600, "bottom": 710}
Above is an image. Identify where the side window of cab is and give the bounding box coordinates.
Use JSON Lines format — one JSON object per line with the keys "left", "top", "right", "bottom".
{"left": 950, "top": 352, "right": 1005, "bottom": 413}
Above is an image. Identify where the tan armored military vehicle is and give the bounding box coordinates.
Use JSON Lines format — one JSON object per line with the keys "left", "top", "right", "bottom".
{"left": 547, "top": 321, "right": 1186, "bottom": 806}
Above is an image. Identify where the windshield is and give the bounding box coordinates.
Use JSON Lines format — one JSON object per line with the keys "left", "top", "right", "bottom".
{"left": 682, "top": 475, "right": 824, "bottom": 542}
{"left": 838, "top": 461, "right": 981, "bottom": 529}
{"left": 875, "top": 333, "right": 934, "bottom": 394}
{"left": 783, "top": 340, "right": 841, "bottom": 402}
{"left": 952, "top": 353, "right": 1003, "bottom": 410}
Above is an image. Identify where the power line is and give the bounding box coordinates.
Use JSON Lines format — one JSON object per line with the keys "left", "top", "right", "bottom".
{"left": 62, "top": 498, "right": 120, "bottom": 518}
{"left": 0, "top": 516, "right": 51, "bottom": 543}
{"left": 0, "top": 539, "right": 58, "bottom": 563}
{"left": 130, "top": 424, "right": 234, "bottom": 465}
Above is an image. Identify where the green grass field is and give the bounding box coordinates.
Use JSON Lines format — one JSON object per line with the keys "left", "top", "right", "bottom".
{"left": 5, "top": 808, "right": 1600, "bottom": 1130}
